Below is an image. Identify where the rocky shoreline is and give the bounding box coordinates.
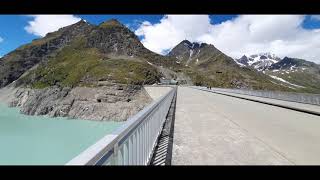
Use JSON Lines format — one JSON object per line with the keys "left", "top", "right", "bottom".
{"left": 3, "top": 83, "right": 152, "bottom": 121}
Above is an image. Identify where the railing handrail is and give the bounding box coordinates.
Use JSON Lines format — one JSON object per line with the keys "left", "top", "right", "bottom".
{"left": 66, "top": 86, "right": 176, "bottom": 165}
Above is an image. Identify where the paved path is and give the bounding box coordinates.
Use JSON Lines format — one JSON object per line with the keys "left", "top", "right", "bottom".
{"left": 172, "top": 87, "right": 320, "bottom": 165}
{"left": 195, "top": 87, "right": 320, "bottom": 115}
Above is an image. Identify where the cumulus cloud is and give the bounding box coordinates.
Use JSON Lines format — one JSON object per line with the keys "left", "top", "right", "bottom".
{"left": 135, "top": 15, "right": 211, "bottom": 54}
{"left": 311, "top": 15, "right": 320, "bottom": 21}
{"left": 135, "top": 15, "right": 320, "bottom": 63}
{"left": 25, "top": 15, "right": 81, "bottom": 37}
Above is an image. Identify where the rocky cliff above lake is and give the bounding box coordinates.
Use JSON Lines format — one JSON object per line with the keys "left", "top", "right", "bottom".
{"left": 9, "top": 83, "right": 152, "bottom": 121}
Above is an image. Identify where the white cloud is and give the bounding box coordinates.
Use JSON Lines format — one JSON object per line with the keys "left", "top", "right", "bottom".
{"left": 135, "top": 15, "right": 211, "bottom": 54}
{"left": 311, "top": 15, "right": 320, "bottom": 21}
{"left": 0, "top": 37, "right": 3, "bottom": 43}
{"left": 135, "top": 15, "right": 320, "bottom": 63}
{"left": 25, "top": 15, "right": 81, "bottom": 37}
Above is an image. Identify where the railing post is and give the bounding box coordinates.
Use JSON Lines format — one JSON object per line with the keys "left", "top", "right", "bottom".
{"left": 123, "top": 142, "right": 127, "bottom": 164}
{"left": 129, "top": 136, "right": 133, "bottom": 165}
{"left": 133, "top": 133, "right": 137, "bottom": 165}
{"left": 113, "top": 143, "right": 119, "bottom": 165}
{"left": 137, "top": 129, "right": 140, "bottom": 165}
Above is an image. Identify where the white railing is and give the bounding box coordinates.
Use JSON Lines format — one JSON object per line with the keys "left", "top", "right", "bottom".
{"left": 66, "top": 86, "right": 176, "bottom": 165}
{"left": 193, "top": 86, "right": 320, "bottom": 106}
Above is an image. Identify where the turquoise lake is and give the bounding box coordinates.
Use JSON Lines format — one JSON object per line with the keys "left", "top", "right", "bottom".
{"left": 0, "top": 103, "right": 123, "bottom": 165}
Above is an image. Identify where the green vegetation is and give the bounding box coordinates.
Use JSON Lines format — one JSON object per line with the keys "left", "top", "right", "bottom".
{"left": 181, "top": 62, "right": 292, "bottom": 91}
{"left": 19, "top": 37, "right": 160, "bottom": 89}
{"left": 88, "top": 59, "right": 160, "bottom": 85}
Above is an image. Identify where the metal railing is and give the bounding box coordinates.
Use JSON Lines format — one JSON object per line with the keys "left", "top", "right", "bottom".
{"left": 66, "top": 86, "right": 177, "bottom": 165}
{"left": 194, "top": 86, "right": 320, "bottom": 106}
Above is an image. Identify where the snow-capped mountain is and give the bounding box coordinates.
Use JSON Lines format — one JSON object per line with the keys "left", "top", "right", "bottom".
{"left": 264, "top": 57, "right": 320, "bottom": 92}
{"left": 235, "top": 53, "right": 281, "bottom": 71}
{"left": 234, "top": 53, "right": 320, "bottom": 92}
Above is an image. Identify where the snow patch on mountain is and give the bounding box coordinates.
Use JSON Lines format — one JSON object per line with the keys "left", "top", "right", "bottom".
{"left": 235, "top": 52, "right": 281, "bottom": 71}
{"left": 233, "top": 59, "right": 246, "bottom": 67}
{"left": 269, "top": 75, "right": 305, "bottom": 88}
{"left": 189, "top": 49, "right": 193, "bottom": 58}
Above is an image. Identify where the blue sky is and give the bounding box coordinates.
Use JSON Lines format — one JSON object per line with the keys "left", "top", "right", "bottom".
{"left": 0, "top": 15, "right": 320, "bottom": 62}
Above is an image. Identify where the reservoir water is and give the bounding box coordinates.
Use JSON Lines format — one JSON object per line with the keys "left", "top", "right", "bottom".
{"left": 0, "top": 103, "right": 123, "bottom": 165}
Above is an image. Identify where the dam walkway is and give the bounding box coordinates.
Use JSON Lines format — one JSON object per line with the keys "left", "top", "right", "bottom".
{"left": 66, "top": 85, "right": 320, "bottom": 165}
{"left": 172, "top": 87, "right": 320, "bottom": 165}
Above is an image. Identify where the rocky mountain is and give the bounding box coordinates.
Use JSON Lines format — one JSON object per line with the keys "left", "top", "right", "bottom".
{"left": 168, "top": 40, "right": 219, "bottom": 67}
{"left": 269, "top": 56, "right": 319, "bottom": 70}
{"left": 265, "top": 57, "right": 320, "bottom": 93}
{"left": 168, "top": 40, "right": 290, "bottom": 90}
{"left": 235, "top": 53, "right": 281, "bottom": 71}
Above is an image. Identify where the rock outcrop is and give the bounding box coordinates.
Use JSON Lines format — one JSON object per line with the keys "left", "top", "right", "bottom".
{"left": 9, "top": 84, "right": 152, "bottom": 121}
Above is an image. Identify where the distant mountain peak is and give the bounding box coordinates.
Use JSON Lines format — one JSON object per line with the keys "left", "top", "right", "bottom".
{"left": 99, "top": 19, "right": 123, "bottom": 28}
{"left": 78, "top": 19, "right": 87, "bottom": 23}
{"left": 176, "top": 40, "right": 211, "bottom": 49}
{"left": 181, "top": 39, "right": 192, "bottom": 44}
{"left": 55, "top": 18, "right": 92, "bottom": 34}
{"left": 168, "top": 40, "right": 235, "bottom": 68}
{"left": 236, "top": 52, "right": 281, "bottom": 71}
{"left": 269, "top": 56, "right": 319, "bottom": 70}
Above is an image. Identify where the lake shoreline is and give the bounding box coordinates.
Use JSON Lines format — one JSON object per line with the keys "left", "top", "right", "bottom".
{"left": 1, "top": 83, "right": 153, "bottom": 122}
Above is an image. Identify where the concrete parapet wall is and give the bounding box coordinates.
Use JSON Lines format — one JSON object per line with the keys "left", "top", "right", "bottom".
{"left": 209, "top": 87, "right": 320, "bottom": 106}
